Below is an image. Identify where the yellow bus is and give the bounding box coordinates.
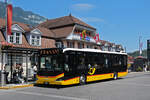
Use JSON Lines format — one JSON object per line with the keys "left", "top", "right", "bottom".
{"left": 36, "top": 48, "right": 128, "bottom": 85}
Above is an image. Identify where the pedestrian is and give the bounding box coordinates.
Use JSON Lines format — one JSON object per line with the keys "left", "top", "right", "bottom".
{"left": 4, "top": 64, "right": 10, "bottom": 84}
{"left": 33, "top": 64, "right": 37, "bottom": 81}
{"left": 13, "top": 65, "right": 19, "bottom": 83}
{"left": 17, "top": 64, "right": 25, "bottom": 84}
{"left": 18, "top": 64, "right": 23, "bottom": 78}
{"left": 144, "top": 65, "right": 147, "bottom": 72}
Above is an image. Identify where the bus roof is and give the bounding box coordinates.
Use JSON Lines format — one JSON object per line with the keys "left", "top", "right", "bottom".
{"left": 63, "top": 48, "right": 127, "bottom": 55}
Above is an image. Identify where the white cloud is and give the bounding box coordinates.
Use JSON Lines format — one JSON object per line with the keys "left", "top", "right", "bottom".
{"left": 79, "top": 17, "right": 105, "bottom": 23}
{"left": 72, "top": 3, "right": 94, "bottom": 11}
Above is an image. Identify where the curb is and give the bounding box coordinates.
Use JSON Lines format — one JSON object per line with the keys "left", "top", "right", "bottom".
{"left": 0, "top": 84, "right": 34, "bottom": 90}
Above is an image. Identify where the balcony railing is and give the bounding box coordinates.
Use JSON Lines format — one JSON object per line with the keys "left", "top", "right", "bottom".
{"left": 71, "top": 34, "right": 96, "bottom": 43}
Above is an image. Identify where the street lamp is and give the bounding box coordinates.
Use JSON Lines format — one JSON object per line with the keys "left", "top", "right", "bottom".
{"left": 0, "top": 0, "right": 10, "bottom": 87}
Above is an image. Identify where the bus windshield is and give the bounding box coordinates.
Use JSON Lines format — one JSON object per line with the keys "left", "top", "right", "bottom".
{"left": 40, "top": 55, "right": 64, "bottom": 71}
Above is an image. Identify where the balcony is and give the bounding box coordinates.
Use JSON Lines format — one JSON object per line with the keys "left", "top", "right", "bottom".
{"left": 71, "top": 34, "right": 96, "bottom": 43}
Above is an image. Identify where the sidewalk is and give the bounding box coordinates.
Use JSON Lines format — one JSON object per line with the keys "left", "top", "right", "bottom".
{"left": 128, "top": 71, "right": 150, "bottom": 74}
{"left": 0, "top": 83, "right": 34, "bottom": 89}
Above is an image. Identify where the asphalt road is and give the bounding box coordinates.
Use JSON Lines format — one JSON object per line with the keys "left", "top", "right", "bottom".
{"left": 0, "top": 72, "right": 150, "bottom": 100}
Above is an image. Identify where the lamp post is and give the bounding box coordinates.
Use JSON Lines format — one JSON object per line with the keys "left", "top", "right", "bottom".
{"left": 0, "top": 42, "right": 4, "bottom": 87}
{"left": 1, "top": 0, "right": 9, "bottom": 87}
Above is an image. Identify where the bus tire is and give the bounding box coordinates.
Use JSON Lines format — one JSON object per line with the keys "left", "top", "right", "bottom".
{"left": 79, "top": 74, "right": 86, "bottom": 85}
{"left": 113, "top": 72, "right": 118, "bottom": 80}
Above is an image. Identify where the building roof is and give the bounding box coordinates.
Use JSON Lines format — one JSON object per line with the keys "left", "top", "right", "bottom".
{"left": 36, "top": 27, "right": 55, "bottom": 38}
{"left": 0, "top": 31, "right": 5, "bottom": 42}
{"left": 50, "top": 26, "right": 74, "bottom": 38}
{"left": 0, "top": 17, "right": 123, "bottom": 51}
{"left": 0, "top": 31, "right": 55, "bottom": 49}
{"left": 0, "top": 18, "right": 56, "bottom": 49}
{"left": 99, "top": 40, "right": 110, "bottom": 46}
{"left": 26, "top": 26, "right": 56, "bottom": 38}
{"left": 13, "top": 22, "right": 31, "bottom": 32}
{"left": 135, "top": 56, "right": 147, "bottom": 59}
{"left": 0, "top": 18, "right": 30, "bottom": 32}
{"left": 38, "top": 15, "right": 96, "bottom": 30}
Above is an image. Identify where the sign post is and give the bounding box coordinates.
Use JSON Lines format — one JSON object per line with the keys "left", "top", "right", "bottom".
{"left": 0, "top": 0, "right": 8, "bottom": 87}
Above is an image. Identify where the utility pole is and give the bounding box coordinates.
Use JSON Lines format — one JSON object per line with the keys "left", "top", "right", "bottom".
{"left": 139, "top": 36, "right": 143, "bottom": 56}
{"left": 0, "top": 41, "right": 3, "bottom": 87}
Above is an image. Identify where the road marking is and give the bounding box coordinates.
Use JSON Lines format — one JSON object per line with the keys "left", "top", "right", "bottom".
{"left": 112, "top": 82, "right": 150, "bottom": 87}
{"left": 0, "top": 92, "right": 12, "bottom": 96}
{"left": 0, "top": 90, "right": 16, "bottom": 96}
{"left": 15, "top": 91, "right": 88, "bottom": 100}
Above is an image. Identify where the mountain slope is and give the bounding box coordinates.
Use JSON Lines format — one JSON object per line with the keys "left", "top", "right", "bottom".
{"left": 128, "top": 49, "right": 147, "bottom": 58}
{"left": 0, "top": 1, "right": 46, "bottom": 26}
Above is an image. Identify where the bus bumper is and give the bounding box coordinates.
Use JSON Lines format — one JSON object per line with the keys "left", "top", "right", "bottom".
{"left": 36, "top": 80, "right": 63, "bottom": 85}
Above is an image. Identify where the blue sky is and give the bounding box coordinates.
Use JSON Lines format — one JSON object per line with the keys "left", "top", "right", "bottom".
{"left": 3, "top": 0, "right": 150, "bottom": 52}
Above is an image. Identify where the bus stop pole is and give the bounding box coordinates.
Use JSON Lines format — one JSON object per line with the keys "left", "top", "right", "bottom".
{"left": 1, "top": 52, "right": 5, "bottom": 87}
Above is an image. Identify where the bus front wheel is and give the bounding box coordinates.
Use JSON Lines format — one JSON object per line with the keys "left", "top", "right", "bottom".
{"left": 79, "top": 75, "right": 86, "bottom": 85}
{"left": 113, "top": 72, "right": 118, "bottom": 80}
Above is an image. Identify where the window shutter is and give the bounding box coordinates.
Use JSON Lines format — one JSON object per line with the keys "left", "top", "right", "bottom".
{"left": 14, "top": 32, "right": 16, "bottom": 43}
{"left": 8, "top": 35, "right": 10, "bottom": 43}
{"left": 39, "top": 36, "right": 41, "bottom": 46}
{"left": 19, "top": 33, "right": 22, "bottom": 44}
{"left": 30, "top": 35, "right": 32, "bottom": 45}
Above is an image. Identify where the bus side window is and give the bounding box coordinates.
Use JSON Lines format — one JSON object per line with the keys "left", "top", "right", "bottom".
{"left": 65, "top": 55, "right": 69, "bottom": 63}
{"left": 77, "top": 53, "right": 86, "bottom": 70}
{"left": 105, "top": 58, "right": 108, "bottom": 65}
{"left": 97, "top": 54, "right": 104, "bottom": 69}
{"left": 65, "top": 54, "right": 75, "bottom": 71}
{"left": 124, "top": 56, "right": 127, "bottom": 66}
{"left": 105, "top": 58, "right": 108, "bottom": 68}
{"left": 85, "top": 53, "right": 91, "bottom": 68}
{"left": 45, "top": 57, "right": 51, "bottom": 69}
{"left": 64, "top": 55, "right": 70, "bottom": 71}
{"left": 64, "top": 64, "right": 69, "bottom": 71}
{"left": 88, "top": 64, "right": 91, "bottom": 69}
{"left": 122, "top": 55, "right": 127, "bottom": 68}
{"left": 118, "top": 55, "right": 122, "bottom": 66}
{"left": 41, "top": 57, "right": 45, "bottom": 68}
{"left": 112, "top": 55, "right": 120, "bottom": 67}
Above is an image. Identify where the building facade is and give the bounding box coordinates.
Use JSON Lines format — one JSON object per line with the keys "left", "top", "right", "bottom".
{"left": 39, "top": 15, "right": 124, "bottom": 52}
{"left": 0, "top": 18, "right": 55, "bottom": 83}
